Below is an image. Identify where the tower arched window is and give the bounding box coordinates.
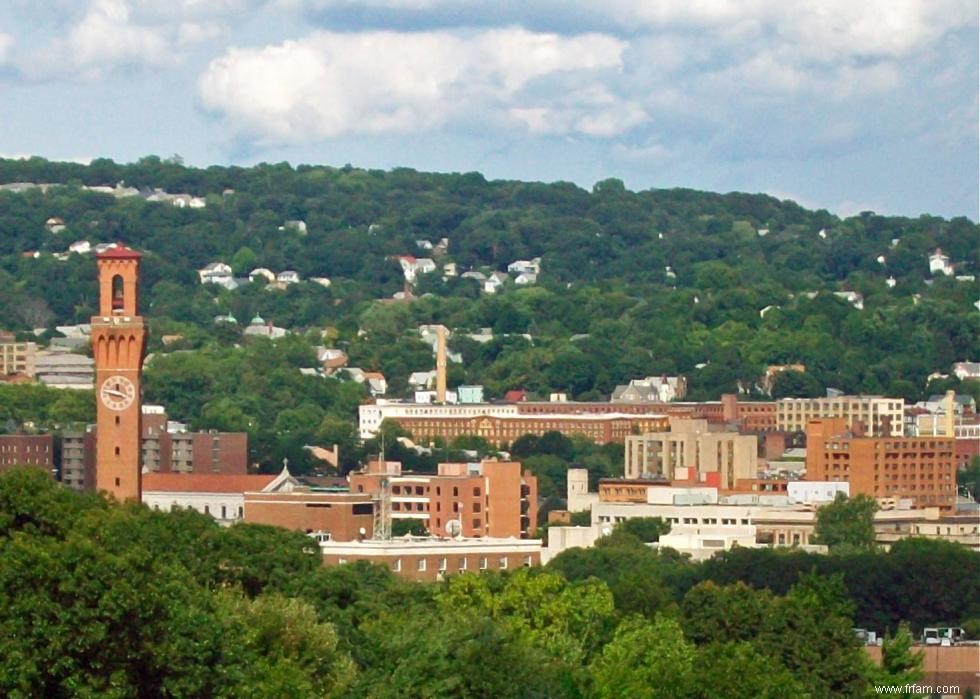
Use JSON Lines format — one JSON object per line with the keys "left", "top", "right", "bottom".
{"left": 111, "top": 274, "right": 125, "bottom": 311}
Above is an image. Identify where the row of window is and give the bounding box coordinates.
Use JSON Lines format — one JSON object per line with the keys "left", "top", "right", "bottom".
{"left": 0, "top": 444, "right": 50, "bottom": 452}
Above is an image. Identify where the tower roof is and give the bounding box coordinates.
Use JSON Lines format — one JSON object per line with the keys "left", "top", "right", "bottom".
{"left": 97, "top": 243, "right": 142, "bottom": 260}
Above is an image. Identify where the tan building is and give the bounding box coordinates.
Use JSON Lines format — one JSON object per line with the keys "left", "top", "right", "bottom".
{"left": 805, "top": 418, "right": 956, "bottom": 510}
{"left": 624, "top": 419, "right": 758, "bottom": 488}
{"left": 390, "top": 412, "right": 669, "bottom": 446}
{"left": 350, "top": 459, "right": 537, "bottom": 538}
{"left": 319, "top": 536, "right": 542, "bottom": 582}
{"left": 0, "top": 332, "right": 37, "bottom": 377}
{"left": 777, "top": 396, "right": 904, "bottom": 436}
{"left": 359, "top": 395, "right": 776, "bottom": 439}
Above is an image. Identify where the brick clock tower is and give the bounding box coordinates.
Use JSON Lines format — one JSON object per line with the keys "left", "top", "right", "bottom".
{"left": 91, "top": 245, "right": 148, "bottom": 501}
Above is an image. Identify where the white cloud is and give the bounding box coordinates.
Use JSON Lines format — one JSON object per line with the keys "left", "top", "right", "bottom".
{"left": 198, "top": 28, "right": 634, "bottom": 140}
{"left": 0, "top": 32, "right": 12, "bottom": 64}
{"left": 15, "top": 0, "right": 246, "bottom": 79}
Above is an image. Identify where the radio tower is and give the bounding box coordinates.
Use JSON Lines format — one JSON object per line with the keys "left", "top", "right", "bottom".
{"left": 373, "top": 431, "right": 391, "bottom": 540}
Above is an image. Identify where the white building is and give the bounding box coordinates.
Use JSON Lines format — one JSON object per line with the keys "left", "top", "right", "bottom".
{"left": 198, "top": 262, "right": 235, "bottom": 288}
{"left": 277, "top": 270, "right": 301, "bottom": 284}
{"left": 142, "top": 467, "right": 298, "bottom": 525}
{"left": 507, "top": 258, "right": 541, "bottom": 276}
{"left": 929, "top": 248, "right": 954, "bottom": 276}
{"left": 786, "top": 481, "right": 850, "bottom": 504}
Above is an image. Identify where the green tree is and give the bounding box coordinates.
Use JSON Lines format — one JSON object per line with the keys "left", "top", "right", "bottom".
{"left": 615, "top": 516, "right": 671, "bottom": 543}
{"left": 813, "top": 492, "right": 879, "bottom": 553}
{"left": 589, "top": 616, "right": 695, "bottom": 699}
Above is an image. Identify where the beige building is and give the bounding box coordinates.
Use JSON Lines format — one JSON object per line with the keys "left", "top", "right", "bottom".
{"left": 624, "top": 419, "right": 757, "bottom": 488}
{"left": 777, "top": 396, "right": 903, "bottom": 436}
{"left": 319, "top": 536, "right": 542, "bottom": 581}
{"left": 0, "top": 333, "right": 37, "bottom": 377}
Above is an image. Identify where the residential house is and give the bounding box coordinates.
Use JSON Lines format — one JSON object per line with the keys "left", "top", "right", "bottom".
{"left": 612, "top": 376, "right": 688, "bottom": 403}
{"left": 483, "top": 272, "right": 508, "bottom": 294}
{"left": 310, "top": 277, "right": 332, "bottom": 287}
{"left": 409, "top": 370, "right": 437, "bottom": 391}
{"left": 279, "top": 220, "right": 307, "bottom": 235}
{"left": 363, "top": 372, "right": 387, "bottom": 396}
{"left": 45, "top": 217, "right": 66, "bottom": 233}
{"left": 834, "top": 291, "right": 864, "bottom": 310}
{"left": 929, "top": 248, "right": 954, "bottom": 276}
{"left": 952, "top": 362, "right": 980, "bottom": 381}
{"left": 507, "top": 258, "right": 541, "bottom": 276}
{"left": 276, "top": 270, "right": 301, "bottom": 284}
{"left": 68, "top": 240, "right": 91, "bottom": 254}
{"left": 514, "top": 272, "right": 537, "bottom": 285}
{"left": 317, "top": 348, "right": 348, "bottom": 373}
{"left": 248, "top": 267, "right": 276, "bottom": 283}
{"left": 198, "top": 262, "right": 235, "bottom": 288}
{"left": 395, "top": 256, "right": 437, "bottom": 282}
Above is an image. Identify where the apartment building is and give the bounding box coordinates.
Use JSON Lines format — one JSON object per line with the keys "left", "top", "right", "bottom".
{"left": 777, "top": 396, "right": 903, "bottom": 436}
{"left": 0, "top": 332, "right": 37, "bottom": 376}
{"left": 349, "top": 459, "right": 538, "bottom": 538}
{"left": 61, "top": 428, "right": 96, "bottom": 491}
{"left": 805, "top": 418, "right": 956, "bottom": 509}
{"left": 624, "top": 419, "right": 758, "bottom": 488}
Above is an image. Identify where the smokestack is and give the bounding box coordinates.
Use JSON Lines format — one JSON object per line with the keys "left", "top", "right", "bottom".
{"left": 436, "top": 325, "right": 447, "bottom": 403}
{"left": 945, "top": 390, "right": 956, "bottom": 437}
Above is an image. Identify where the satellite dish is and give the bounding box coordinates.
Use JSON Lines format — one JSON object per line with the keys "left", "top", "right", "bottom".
{"left": 445, "top": 519, "right": 462, "bottom": 538}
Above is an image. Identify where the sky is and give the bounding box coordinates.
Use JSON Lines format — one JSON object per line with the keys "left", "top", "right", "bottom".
{"left": 0, "top": 0, "right": 977, "bottom": 220}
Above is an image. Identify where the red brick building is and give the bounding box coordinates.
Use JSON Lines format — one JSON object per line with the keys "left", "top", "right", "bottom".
{"left": 0, "top": 434, "right": 54, "bottom": 474}
{"left": 244, "top": 490, "right": 375, "bottom": 540}
{"left": 350, "top": 459, "right": 538, "bottom": 538}
{"left": 806, "top": 418, "right": 957, "bottom": 510}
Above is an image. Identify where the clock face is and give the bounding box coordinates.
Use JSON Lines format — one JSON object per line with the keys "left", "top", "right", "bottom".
{"left": 99, "top": 375, "right": 136, "bottom": 411}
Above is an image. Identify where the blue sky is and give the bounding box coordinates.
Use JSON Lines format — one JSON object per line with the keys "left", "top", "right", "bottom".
{"left": 0, "top": 0, "right": 976, "bottom": 219}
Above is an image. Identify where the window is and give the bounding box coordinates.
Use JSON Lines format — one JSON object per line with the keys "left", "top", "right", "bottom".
{"left": 473, "top": 503, "right": 481, "bottom": 513}
{"left": 417, "top": 559, "right": 427, "bottom": 572}
{"left": 114, "top": 446, "right": 120, "bottom": 456}
{"left": 499, "top": 556, "right": 508, "bottom": 569}
{"left": 472, "top": 519, "right": 481, "bottom": 529}
{"left": 523, "top": 555, "right": 532, "bottom": 567}
{"left": 458, "top": 558, "right": 467, "bottom": 570}
{"left": 479, "top": 557, "right": 488, "bottom": 570}
{"left": 473, "top": 487, "right": 481, "bottom": 496}
{"left": 453, "top": 487, "right": 459, "bottom": 496}
{"left": 221, "top": 505, "right": 227, "bottom": 519}
{"left": 392, "top": 559, "right": 402, "bottom": 572}
{"left": 438, "top": 557, "right": 447, "bottom": 571}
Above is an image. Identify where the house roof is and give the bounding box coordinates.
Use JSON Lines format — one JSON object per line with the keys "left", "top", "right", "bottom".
{"left": 97, "top": 244, "right": 142, "bottom": 260}
{"left": 142, "top": 473, "right": 277, "bottom": 493}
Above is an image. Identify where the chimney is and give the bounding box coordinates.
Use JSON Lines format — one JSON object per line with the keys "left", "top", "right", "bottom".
{"left": 945, "top": 390, "right": 956, "bottom": 437}
{"left": 436, "top": 325, "right": 447, "bottom": 403}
